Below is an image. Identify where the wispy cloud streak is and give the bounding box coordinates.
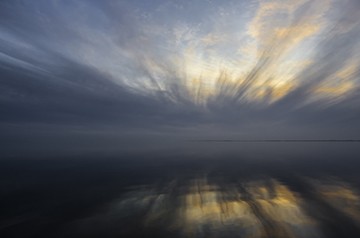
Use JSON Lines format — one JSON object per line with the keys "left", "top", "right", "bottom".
{"left": 1, "top": 0, "right": 360, "bottom": 146}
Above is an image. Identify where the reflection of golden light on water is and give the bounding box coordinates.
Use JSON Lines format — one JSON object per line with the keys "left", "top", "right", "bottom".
{"left": 104, "top": 177, "right": 360, "bottom": 237}
{"left": 72, "top": 177, "right": 360, "bottom": 237}
{"left": 309, "top": 178, "right": 360, "bottom": 224}
{"left": 175, "top": 178, "right": 263, "bottom": 238}
{"left": 127, "top": 178, "right": 320, "bottom": 238}
{"left": 247, "top": 180, "right": 320, "bottom": 238}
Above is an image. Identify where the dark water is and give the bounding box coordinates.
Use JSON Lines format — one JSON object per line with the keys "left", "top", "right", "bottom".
{"left": 1, "top": 142, "right": 360, "bottom": 238}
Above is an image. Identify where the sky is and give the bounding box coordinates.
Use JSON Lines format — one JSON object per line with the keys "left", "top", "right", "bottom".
{"left": 1, "top": 0, "right": 360, "bottom": 156}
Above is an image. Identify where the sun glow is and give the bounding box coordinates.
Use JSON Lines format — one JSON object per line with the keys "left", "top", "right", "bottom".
{"left": 104, "top": 0, "right": 359, "bottom": 106}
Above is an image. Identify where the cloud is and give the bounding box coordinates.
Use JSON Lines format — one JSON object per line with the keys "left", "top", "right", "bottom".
{"left": 1, "top": 0, "right": 360, "bottom": 156}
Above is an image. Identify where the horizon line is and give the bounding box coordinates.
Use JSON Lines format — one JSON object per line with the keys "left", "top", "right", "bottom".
{"left": 189, "top": 139, "right": 360, "bottom": 143}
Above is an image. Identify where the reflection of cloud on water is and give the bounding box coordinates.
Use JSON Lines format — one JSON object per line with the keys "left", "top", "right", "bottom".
{"left": 244, "top": 179, "right": 321, "bottom": 238}
{"left": 66, "top": 176, "right": 360, "bottom": 237}
{"left": 76, "top": 177, "right": 359, "bottom": 238}
{"left": 173, "top": 178, "right": 262, "bottom": 238}
{"left": 308, "top": 178, "right": 360, "bottom": 225}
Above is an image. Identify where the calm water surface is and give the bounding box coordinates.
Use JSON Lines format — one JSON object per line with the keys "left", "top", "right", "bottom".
{"left": 1, "top": 142, "right": 360, "bottom": 238}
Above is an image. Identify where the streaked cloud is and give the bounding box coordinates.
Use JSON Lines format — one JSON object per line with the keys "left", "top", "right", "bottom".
{"left": 1, "top": 0, "right": 360, "bottom": 148}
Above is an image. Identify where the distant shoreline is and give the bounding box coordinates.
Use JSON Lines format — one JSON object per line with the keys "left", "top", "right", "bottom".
{"left": 190, "top": 139, "right": 360, "bottom": 142}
